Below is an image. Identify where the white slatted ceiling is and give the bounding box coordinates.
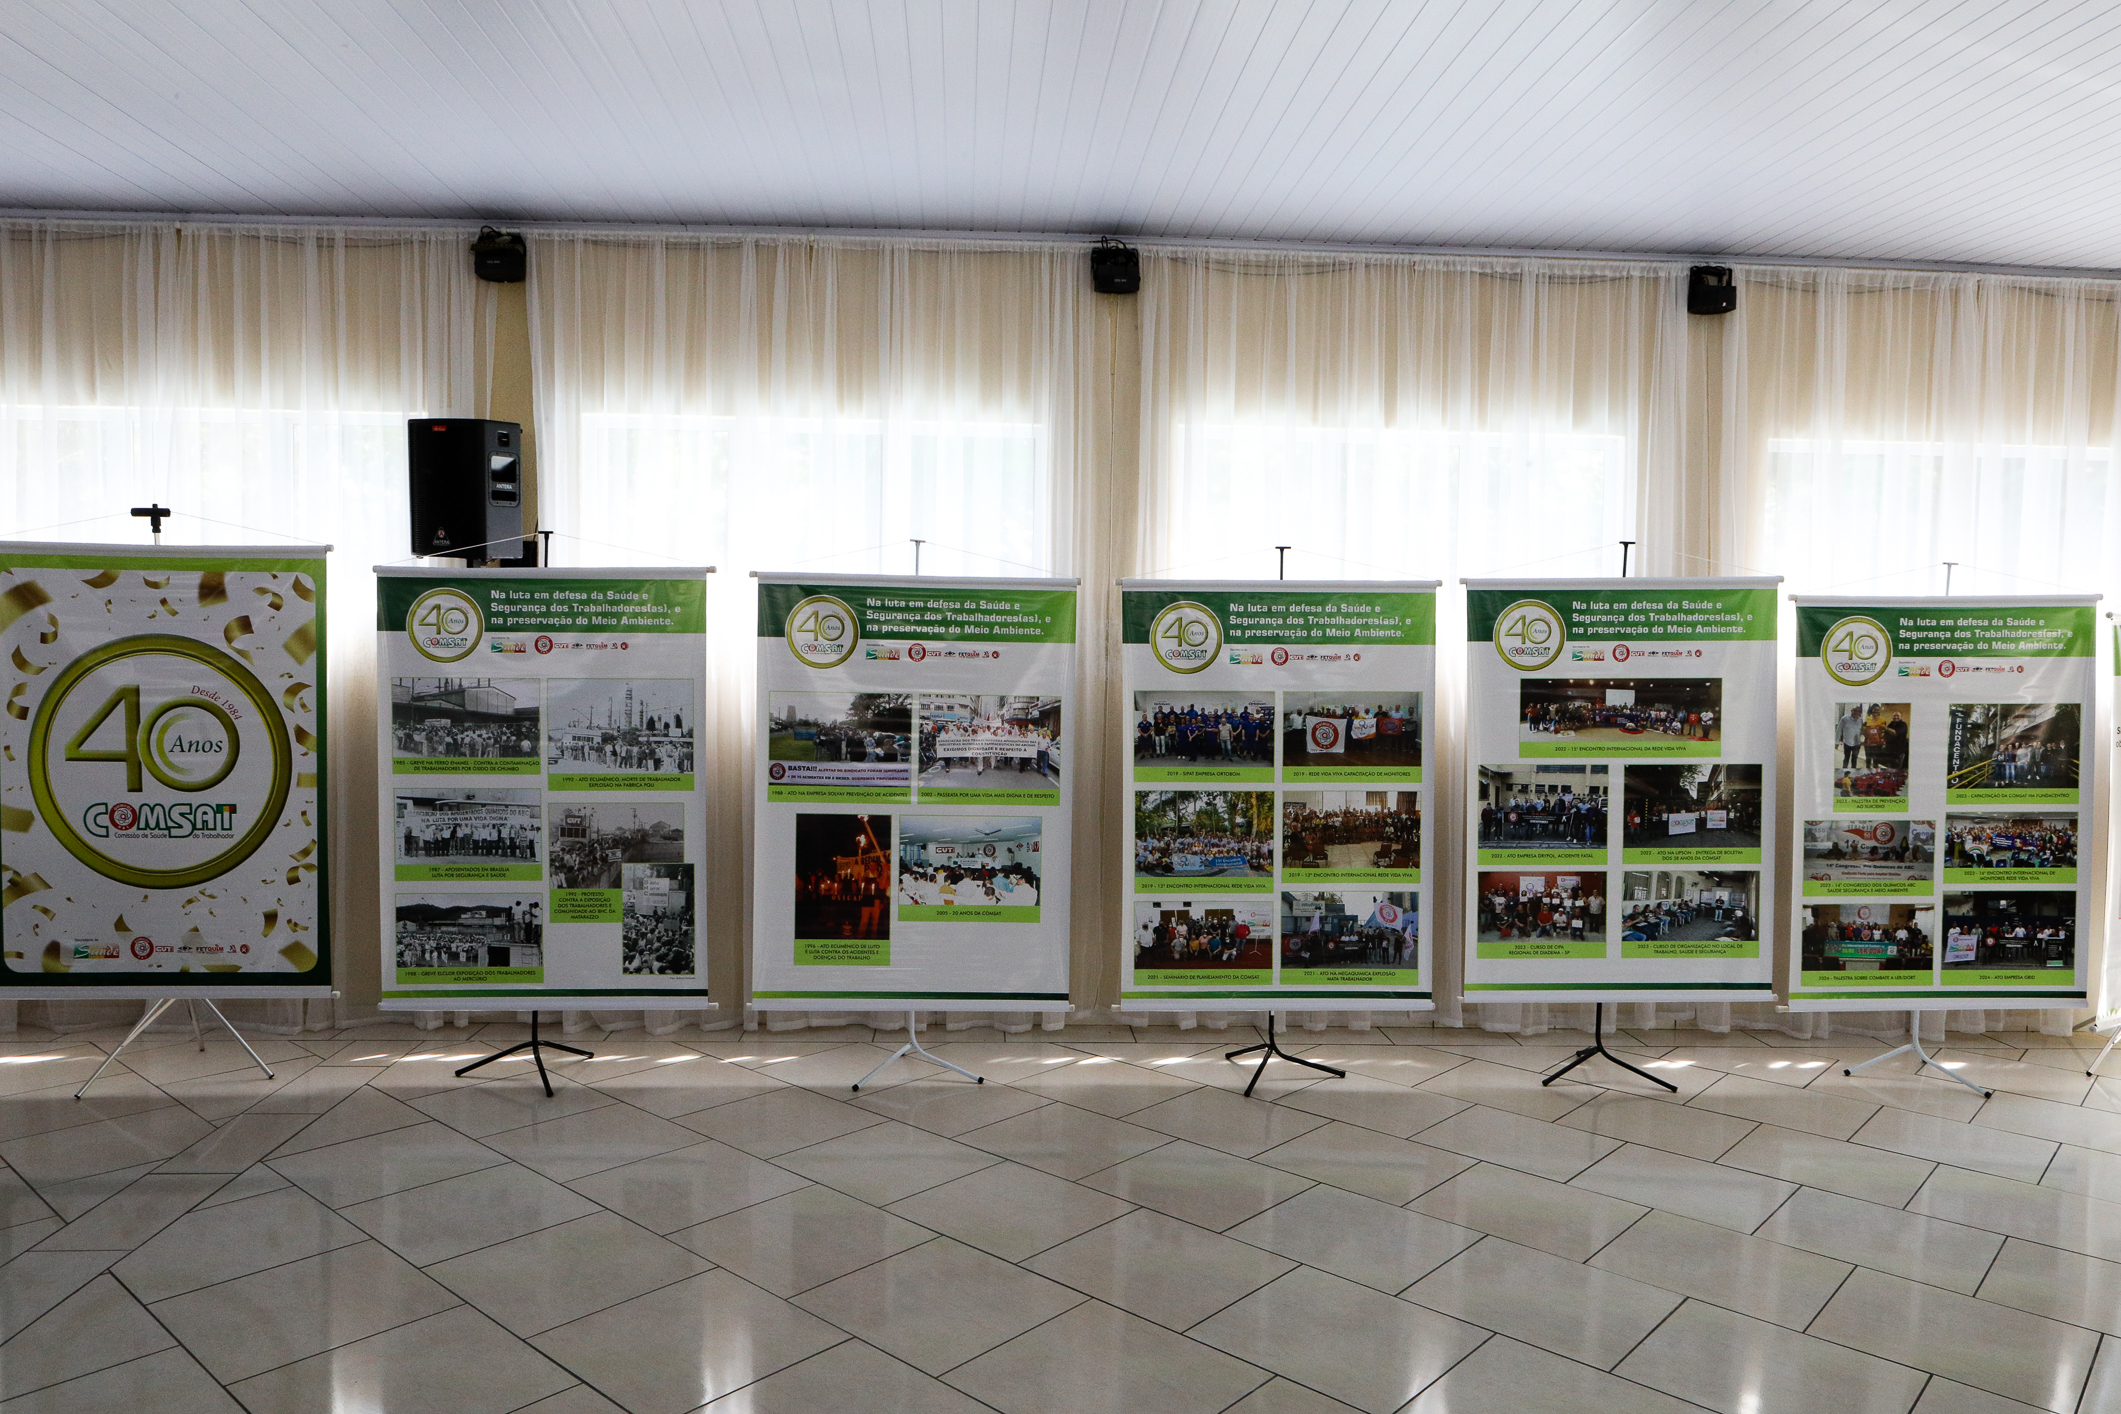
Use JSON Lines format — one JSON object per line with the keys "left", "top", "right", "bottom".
{"left": 5, "top": 0, "right": 2121, "bottom": 267}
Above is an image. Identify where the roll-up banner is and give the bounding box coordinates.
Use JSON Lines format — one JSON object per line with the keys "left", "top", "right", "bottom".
{"left": 2, "top": 543, "right": 331, "bottom": 998}
{"left": 751, "top": 574, "right": 1077, "bottom": 1012}
{"left": 1789, "top": 595, "right": 2097, "bottom": 1011}
{"left": 1462, "top": 578, "right": 1780, "bottom": 1003}
{"left": 1118, "top": 581, "right": 1437, "bottom": 1010}
{"left": 376, "top": 566, "right": 711, "bottom": 1010}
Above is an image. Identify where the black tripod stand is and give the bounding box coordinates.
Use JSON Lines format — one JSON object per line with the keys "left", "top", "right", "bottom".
{"left": 1540, "top": 1002, "right": 1675, "bottom": 1092}
{"left": 456, "top": 1013, "right": 595, "bottom": 1097}
{"left": 1227, "top": 1013, "right": 1346, "bottom": 1098}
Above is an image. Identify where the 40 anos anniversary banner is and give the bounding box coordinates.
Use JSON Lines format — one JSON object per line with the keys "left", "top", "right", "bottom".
{"left": 2, "top": 543, "right": 330, "bottom": 997}
{"left": 1790, "top": 596, "right": 2097, "bottom": 1010}
{"left": 1119, "top": 581, "right": 1436, "bottom": 1010}
{"left": 752, "top": 574, "right": 1077, "bottom": 1011}
{"left": 1462, "top": 578, "right": 1780, "bottom": 1004}
{"left": 376, "top": 566, "right": 711, "bottom": 1009}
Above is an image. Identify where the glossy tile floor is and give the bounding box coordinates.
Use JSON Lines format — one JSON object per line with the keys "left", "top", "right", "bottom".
{"left": 4, "top": 1020, "right": 2121, "bottom": 1414}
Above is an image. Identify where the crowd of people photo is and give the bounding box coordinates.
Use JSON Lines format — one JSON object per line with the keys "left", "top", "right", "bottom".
{"left": 1477, "top": 777, "right": 1607, "bottom": 851}
{"left": 394, "top": 792, "right": 541, "bottom": 863}
{"left": 1833, "top": 701, "right": 1910, "bottom": 799}
{"left": 1942, "top": 893, "right": 2077, "bottom": 970}
{"left": 1134, "top": 790, "right": 1275, "bottom": 878}
{"left": 1944, "top": 815, "right": 2077, "bottom": 871}
{"left": 393, "top": 897, "right": 541, "bottom": 972}
{"left": 1280, "top": 792, "right": 1419, "bottom": 870}
{"left": 921, "top": 698, "right": 1059, "bottom": 787}
{"left": 547, "top": 679, "right": 695, "bottom": 775}
{"left": 1281, "top": 692, "right": 1423, "bottom": 768}
{"left": 792, "top": 813, "right": 892, "bottom": 941}
{"left": 1800, "top": 906, "right": 1933, "bottom": 972}
{"left": 1134, "top": 693, "right": 1275, "bottom": 766}
{"left": 768, "top": 691, "right": 912, "bottom": 785}
{"left": 390, "top": 677, "right": 539, "bottom": 763}
{"left": 1279, "top": 893, "right": 1418, "bottom": 969}
{"left": 549, "top": 806, "right": 685, "bottom": 891}
{"left": 1132, "top": 902, "right": 1273, "bottom": 971}
{"left": 1801, "top": 818, "right": 1936, "bottom": 883}
{"left": 1616, "top": 872, "right": 1758, "bottom": 943}
{"left": 620, "top": 864, "right": 695, "bottom": 975}
{"left": 1622, "top": 764, "right": 1763, "bottom": 851}
{"left": 1519, "top": 679, "right": 1721, "bottom": 744}
{"left": 1946, "top": 702, "right": 2081, "bottom": 792}
{"left": 1475, "top": 874, "right": 1606, "bottom": 942}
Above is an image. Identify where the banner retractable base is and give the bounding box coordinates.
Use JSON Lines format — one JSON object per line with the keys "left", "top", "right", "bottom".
{"left": 1843, "top": 1015, "right": 1992, "bottom": 1098}
{"left": 78, "top": 997, "right": 275, "bottom": 1098}
{"left": 1225, "top": 1013, "right": 1346, "bottom": 1099}
{"left": 1540, "top": 1003, "right": 1677, "bottom": 1094}
{"left": 852, "top": 1013, "right": 984, "bottom": 1092}
{"left": 2084, "top": 1030, "right": 2118, "bottom": 1079}
{"left": 455, "top": 1013, "right": 594, "bottom": 1099}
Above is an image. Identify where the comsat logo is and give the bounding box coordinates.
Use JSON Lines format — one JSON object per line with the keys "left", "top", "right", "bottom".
{"left": 1493, "top": 600, "right": 1565, "bottom": 672}
{"left": 1150, "top": 601, "right": 1222, "bottom": 674}
{"left": 1822, "top": 615, "right": 1892, "bottom": 687}
{"left": 85, "top": 801, "right": 239, "bottom": 839}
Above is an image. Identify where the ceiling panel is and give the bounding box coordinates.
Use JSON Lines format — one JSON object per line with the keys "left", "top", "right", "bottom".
{"left": 5, "top": 0, "right": 2121, "bottom": 268}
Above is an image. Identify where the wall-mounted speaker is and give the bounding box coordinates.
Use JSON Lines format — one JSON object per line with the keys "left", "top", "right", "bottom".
{"left": 408, "top": 418, "right": 525, "bottom": 559}
{"left": 471, "top": 228, "right": 527, "bottom": 283}
{"left": 1688, "top": 266, "right": 1737, "bottom": 316}
{"left": 1091, "top": 239, "right": 1141, "bottom": 295}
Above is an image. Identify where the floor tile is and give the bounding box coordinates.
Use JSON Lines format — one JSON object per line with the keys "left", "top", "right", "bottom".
{"left": 848, "top": 1077, "right": 1049, "bottom": 1137}
{"left": 148, "top": 1240, "right": 460, "bottom": 1382}
{"left": 945, "top": 1299, "right": 1271, "bottom": 1414}
{"left": 1975, "top": 1237, "right": 2121, "bottom": 1338}
{"left": 195, "top": 1163, "right": 291, "bottom": 1210}
{"left": 1810, "top": 1267, "right": 2097, "bottom": 1411}
{"left": 578, "top": 1053, "right": 789, "bottom": 1117}
{"left": 793, "top": 1236, "right": 1083, "bottom": 1375}
{"left": 959, "top": 1103, "right": 1171, "bottom": 1179}
{"left": 1657, "top": 1047, "right": 1839, "bottom": 1087}
{"left": 0, "top": 1169, "right": 55, "bottom": 1229}
{"left": 0, "top": 1275, "right": 176, "bottom": 1400}
{"left": 1190, "top": 1267, "right": 1488, "bottom": 1414}
{"left": 0, "top": 1051, "right": 120, "bottom": 1103}
{"left": 1225, "top": 1184, "right": 1480, "bottom": 1293}
{"left": 2041, "top": 1145, "right": 2121, "bottom": 1206}
{"left": 2083, "top": 1338, "right": 2121, "bottom": 1414}
{"left": 1756, "top": 1187, "right": 2002, "bottom": 1294}
{"left": 1570, "top": 1142, "right": 1797, "bottom": 1232}
{"left": 1405, "top": 1236, "right": 1680, "bottom": 1367}
{"left": 672, "top": 1184, "right": 933, "bottom": 1296}
{"left": 1557, "top": 1091, "right": 1757, "bottom": 1161}
{"left": 0, "top": 1346, "right": 238, "bottom": 1414}
{"left": 112, "top": 1186, "right": 365, "bottom": 1303}
{"left": 1404, "top": 1333, "right": 1707, "bottom": 1414}
{"left": 886, "top": 1161, "right": 1132, "bottom": 1261}
{"left": 1273, "top": 1075, "right": 1470, "bottom": 1138}
{"left": 1909, "top": 1166, "right": 2121, "bottom": 1263}
{"left": 773, "top": 1120, "right": 999, "bottom": 1206}
{"left": 479, "top": 1104, "right": 704, "bottom": 1183}
{"left": 20, "top": 1162, "right": 167, "bottom": 1224}
{"left": 265, "top": 1088, "right": 429, "bottom": 1156}
{"left": 0, "top": 1077, "right": 174, "bottom": 1146}
{"left": 32, "top": 1172, "right": 227, "bottom": 1251}
{"left": 1931, "top": 1051, "right": 2096, "bottom": 1105}
{"left": 0, "top": 1217, "right": 62, "bottom": 1264}
{"left": 1117, "top": 1051, "right": 1322, "bottom": 1098}
{"left": 244, "top": 1063, "right": 386, "bottom": 1115}
{"left": 1589, "top": 1209, "right": 1852, "bottom": 1330}
{"left": 222, "top": 1305, "right": 575, "bottom": 1414}
{"left": 266, "top": 1120, "right": 507, "bottom": 1207}
{"left": 150, "top": 1113, "right": 311, "bottom": 1176}
{"left": 566, "top": 1140, "right": 810, "bottom": 1235}
{"left": 749, "top": 1044, "right": 947, "bottom": 1094}
{"left": 508, "top": 1386, "right": 629, "bottom": 1414}
{"left": 1408, "top": 1163, "right": 1647, "bottom": 1262}
{"left": 0, "top": 1106, "right": 214, "bottom": 1185}
{"left": 1006, "top": 1057, "right": 1198, "bottom": 1117}
{"left": 339, "top": 1161, "right": 603, "bottom": 1265}
{"left": 1415, "top": 1104, "right": 1622, "bottom": 1181}
{"left": 0, "top": 1252, "right": 125, "bottom": 1344}
{"left": 531, "top": 1270, "right": 846, "bottom": 1414}
{"left": 1081, "top": 1139, "right": 1315, "bottom": 1231}
{"left": 426, "top": 1210, "right": 713, "bottom": 1335}
{"left": 1853, "top": 1107, "right": 2057, "bottom": 1183}
{"left": 1416, "top": 1057, "right": 1602, "bottom": 1122}
{"left": 1974, "top": 1093, "right": 2121, "bottom": 1152}
{"left": 1687, "top": 1073, "right": 1880, "bottom": 1141}
{"left": 1801, "top": 1061, "right": 1991, "bottom": 1122}
{"left": 1911, "top": 1378, "right": 2050, "bottom": 1414}
{"left": 1025, "top": 1208, "right": 1297, "bottom": 1328}
{"left": 1251, "top": 1122, "right": 1475, "bottom": 1204}
{"left": 702, "top": 1338, "right": 990, "bottom": 1412}
{"left": 1126, "top": 1087, "right": 1332, "bottom": 1158}
{"left": 1222, "top": 1378, "right": 1365, "bottom": 1413}
{"left": 674, "top": 1088, "right": 890, "bottom": 1158}
{"left": 1718, "top": 1124, "right": 1936, "bottom": 1207}
{"left": 159, "top": 1058, "right": 328, "bottom": 1123}
{"left": 1289, "top": 1044, "right": 1471, "bottom": 1087}
{"left": 1616, "top": 1298, "right": 1926, "bottom": 1414}
{"left": 407, "top": 1074, "right": 616, "bottom": 1138}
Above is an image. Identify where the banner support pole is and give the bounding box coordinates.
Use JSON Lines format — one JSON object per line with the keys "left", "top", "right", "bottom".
{"left": 1540, "top": 1002, "right": 1676, "bottom": 1092}
{"left": 76, "top": 996, "right": 276, "bottom": 1098}
{"left": 455, "top": 1013, "right": 594, "bottom": 1099}
{"left": 1843, "top": 1011, "right": 1992, "bottom": 1097}
{"left": 2085, "top": 1029, "right": 2119, "bottom": 1078}
{"left": 852, "top": 1012, "right": 983, "bottom": 1091}
{"left": 1225, "top": 1012, "right": 1346, "bottom": 1099}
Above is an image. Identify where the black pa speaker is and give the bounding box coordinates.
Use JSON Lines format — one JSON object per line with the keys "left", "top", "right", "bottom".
{"left": 1688, "top": 266, "right": 1737, "bottom": 316}
{"left": 408, "top": 419, "right": 525, "bottom": 559}
{"left": 1091, "top": 240, "right": 1141, "bottom": 295}
{"left": 471, "top": 227, "right": 527, "bottom": 283}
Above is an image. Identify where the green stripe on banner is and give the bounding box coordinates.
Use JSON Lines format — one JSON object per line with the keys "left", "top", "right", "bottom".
{"left": 750, "top": 991, "right": 1071, "bottom": 1001}
{"left": 1122, "top": 990, "right": 1433, "bottom": 1000}
{"left": 1791, "top": 990, "right": 2086, "bottom": 1002}
{"left": 1461, "top": 982, "right": 1779, "bottom": 992}
{"left": 381, "top": 988, "right": 712, "bottom": 998}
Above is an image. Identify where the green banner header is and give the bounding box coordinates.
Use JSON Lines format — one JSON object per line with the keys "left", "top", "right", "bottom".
{"left": 1122, "top": 589, "right": 1434, "bottom": 646}
{"left": 756, "top": 582, "right": 1076, "bottom": 644}
{"left": 1468, "top": 586, "right": 1776, "bottom": 642}
{"left": 1795, "top": 604, "right": 2093, "bottom": 659}
{"left": 378, "top": 576, "right": 705, "bottom": 635}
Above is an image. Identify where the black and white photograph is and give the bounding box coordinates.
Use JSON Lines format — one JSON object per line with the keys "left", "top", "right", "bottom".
{"left": 1280, "top": 791, "right": 1420, "bottom": 871}
{"left": 1134, "top": 790, "right": 1275, "bottom": 878}
{"left": 896, "top": 816, "right": 1042, "bottom": 908}
{"left": 1475, "top": 871, "right": 1607, "bottom": 943}
{"left": 768, "top": 691, "right": 912, "bottom": 787}
{"left": 547, "top": 678, "right": 695, "bottom": 774}
{"left": 1131, "top": 899, "right": 1274, "bottom": 972}
{"left": 390, "top": 677, "right": 541, "bottom": 764}
{"left": 1802, "top": 819, "right": 1936, "bottom": 883}
{"left": 393, "top": 895, "right": 543, "bottom": 972}
{"left": 1477, "top": 765, "right": 1608, "bottom": 851}
{"left": 918, "top": 695, "right": 1061, "bottom": 790}
{"left": 1280, "top": 891, "right": 1419, "bottom": 969}
{"left": 794, "top": 813, "right": 891, "bottom": 940}
{"left": 1133, "top": 691, "right": 1275, "bottom": 766}
{"left": 1833, "top": 702, "right": 1910, "bottom": 800}
{"left": 1281, "top": 691, "right": 1422, "bottom": 768}
{"left": 1623, "top": 765, "right": 1763, "bottom": 850}
{"left": 393, "top": 789, "right": 540, "bottom": 863}
{"left": 549, "top": 804, "right": 685, "bottom": 890}
{"left": 1800, "top": 904, "right": 1935, "bottom": 974}
{"left": 1519, "top": 678, "right": 1721, "bottom": 744}
{"left": 622, "top": 863, "right": 695, "bottom": 975}
{"left": 1947, "top": 703, "right": 2082, "bottom": 791}
{"left": 1617, "top": 871, "right": 1759, "bottom": 943}
{"left": 1941, "top": 892, "right": 2077, "bottom": 972}
{"left": 1944, "top": 814, "right": 2078, "bottom": 873}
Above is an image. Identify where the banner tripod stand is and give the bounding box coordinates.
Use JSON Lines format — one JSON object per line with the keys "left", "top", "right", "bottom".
{"left": 2084, "top": 1029, "right": 2118, "bottom": 1079}
{"left": 1227, "top": 1013, "right": 1345, "bottom": 1099}
{"left": 456, "top": 1013, "right": 594, "bottom": 1098}
{"left": 1843, "top": 1012, "right": 1991, "bottom": 1097}
{"left": 852, "top": 1013, "right": 983, "bottom": 1091}
{"left": 1541, "top": 1002, "right": 1676, "bottom": 1092}
{"left": 77, "top": 997, "right": 276, "bottom": 1098}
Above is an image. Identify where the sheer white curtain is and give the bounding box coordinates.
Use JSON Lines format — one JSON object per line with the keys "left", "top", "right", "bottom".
{"left": 529, "top": 233, "right": 1094, "bottom": 1031}
{"left": 0, "top": 219, "right": 477, "bottom": 1032}
{"left": 1137, "top": 249, "right": 1686, "bottom": 1030}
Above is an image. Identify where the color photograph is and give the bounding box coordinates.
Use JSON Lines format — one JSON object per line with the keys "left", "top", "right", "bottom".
{"left": 1519, "top": 678, "right": 1720, "bottom": 744}
{"left": 1279, "top": 891, "right": 1418, "bottom": 969}
{"left": 1802, "top": 818, "right": 1935, "bottom": 885}
{"left": 1941, "top": 892, "right": 2077, "bottom": 973}
{"left": 1833, "top": 702, "right": 1910, "bottom": 801}
{"left": 1617, "top": 870, "right": 1759, "bottom": 943}
{"left": 1478, "top": 765, "right": 1608, "bottom": 851}
{"left": 1944, "top": 814, "right": 2077, "bottom": 874}
{"left": 1474, "top": 871, "right": 1607, "bottom": 943}
{"left": 793, "top": 813, "right": 891, "bottom": 941}
{"left": 1134, "top": 790, "right": 1275, "bottom": 878}
{"left": 393, "top": 895, "right": 543, "bottom": 973}
{"left": 1947, "top": 703, "right": 2081, "bottom": 792}
{"left": 547, "top": 678, "right": 695, "bottom": 774}
{"left": 896, "top": 816, "right": 1042, "bottom": 910}
{"left": 1799, "top": 903, "right": 1934, "bottom": 975}
{"left": 390, "top": 677, "right": 541, "bottom": 767}
{"left": 767, "top": 691, "right": 912, "bottom": 788}
{"left": 1623, "top": 764, "right": 1762, "bottom": 851}
{"left": 548, "top": 804, "right": 685, "bottom": 890}
{"left": 1280, "top": 791, "right": 1420, "bottom": 872}
{"left": 1281, "top": 691, "right": 1422, "bottom": 769}
{"left": 622, "top": 863, "right": 695, "bottom": 975}
{"left": 1133, "top": 691, "right": 1275, "bottom": 767}
{"left": 1131, "top": 899, "right": 1274, "bottom": 972}
{"left": 918, "top": 694, "right": 1061, "bottom": 791}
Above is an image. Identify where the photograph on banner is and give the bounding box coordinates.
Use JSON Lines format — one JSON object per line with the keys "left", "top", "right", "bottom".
{"left": 1941, "top": 892, "right": 2078, "bottom": 986}
{"left": 393, "top": 790, "right": 542, "bottom": 881}
{"left": 390, "top": 677, "right": 541, "bottom": 775}
{"left": 917, "top": 694, "right": 1061, "bottom": 804}
{"left": 1800, "top": 819, "right": 1935, "bottom": 896}
{"left": 1519, "top": 677, "right": 1721, "bottom": 758}
{"left": 1133, "top": 790, "right": 1275, "bottom": 891}
{"left": 547, "top": 803, "right": 685, "bottom": 890}
{"left": 1281, "top": 691, "right": 1422, "bottom": 782}
{"left": 793, "top": 812, "right": 892, "bottom": 965}
{"left": 1622, "top": 765, "right": 1762, "bottom": 864}
{"left": 1280, "top": 791, "right": 1420, "bottom": 883}
{"left": 1279, "top": 891, "right": 1418, "bottom": 983}
{"left": 622, "top": 863, "right": 695, "bottom": 976}
{"left": 765, "top": 691, "right": 912, "bottom": 801}
{"left": 1474, "top": 871, "right": 1607, "bottom": 958}
{"left": 1832, "top": 702, "right": 1910, "bottom": 811}
{"left": 1476, "top": 764, "right": 1609, "bottom": 865}
{"left": 1131, "top": 899, "right": 1273, "bottom": 985}
{"left": 1616, "top": 870, "right": 1759, "bottom": 958}
{"left": 394, "top": 895, "right": 544, "bottom": 985}
{"left": 1132, "top": 691, "right": 1275, "bottom": 782}
{"left": 546, "top": 677, "right": 696, "bottom": 790}
{"left": 1799, "top": 903, "right": 1935, "bottom": 986}
{"left": 1943, "top": 813, "right": 2078, "bottom": 884}
{"left": 1946, "top": 703, "right": 2081, "bottom": 805}
{"left": 896, "top": 815, "right": 1042, "bottom": 921}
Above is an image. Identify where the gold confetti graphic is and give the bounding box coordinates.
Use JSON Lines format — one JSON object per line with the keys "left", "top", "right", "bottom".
{"left": 2, "top": 869, "right": 50, "bottom": 908}
{"left": 288, "top": 840, "right": 317, "bottom": 864}
{"left": 254, "top": 587, "right": 285, "bottom": 612}
{"left": 142, "top": 574, "right": 170, "bottom": 589}
{"left": 204, "top": 964, "right": 240, "bottom": 973}
{"left": 279, "top": 940, "right": 317, "bottom": 971}
{"left": 81, "top": 569, "right": 118, "bottom": 589}
{"left": 223, "top": 615, "right": 256, "bottom": 661}
{"left": 2, "top": 804, "right": 33, "bottom": 832}
{"left": 291, "top": 575, "right": 316, "bottom": 603}
{"left": 282, "top": 681, "right": 311, "bottom": 711}
{"left": 5, "top": 684, "right": 26, "bottom": 720}
{"left": 285, "top": 862, "right": 317, "bottom": 886}
{"left": 198, "top": 572, "right": 229, "bottom": 607}
{"left": 296, "top": 772, "right": 317, "bottom": 789}
{"left": 158, "top": 598, "right": 180, "bottom": 617}
{"left": 294, "top": 724, "right": 319, "bottom": 755}
{"left": 113, "top": 914, "right": 130, "bottom": 932}
{"left": 37, "top": 612, "right": 57, "bottom": 645}
{"left": 40, "top": 940, "right": 67, "bottom": 973}
{"left": 9, "top": 645, "right": 44, "bottom": 675}
{"left": 30, "top": 905, "right": 53, "bottom": 920}
{"left": 262, "top": 908, "right": 278, "bottom": 937}
{"left": 284, "top": 618, "right": 317, "bottom": 665}
{"left": 0, "top": 581, "right": 53, "bottom": 632}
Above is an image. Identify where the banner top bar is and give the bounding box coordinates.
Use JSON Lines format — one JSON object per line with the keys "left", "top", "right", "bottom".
{"left": 1462, "top": 575, "right": 1782, "bottom": 589}
{"left": 754, "top": 571, "right": 1080, "bottom": 589}
{"left": 3, "top": 540, "right": 332, "bottom": 557}
{"left": 1119, "top": 578, "right": 1440, "bottom": 591}
{"left": 1790, "top": 592, "right": 2100, "bottom": 605}
{"left": 376, "top": 564, "right": 712, "bottom": 578}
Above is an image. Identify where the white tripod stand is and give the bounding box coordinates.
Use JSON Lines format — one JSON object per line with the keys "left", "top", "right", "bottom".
{"left": 76, "top": 997, "right": 276, "bottom": 1098}
{"left": 1843, "top": 1011, "right": 1992, "bottom": 1098}
{"left": 851, "top": 1012, "right": 984, "bottom": 1092}
{"left": 2088, "top": 1029, "right": 2119, "bottom": 1079}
